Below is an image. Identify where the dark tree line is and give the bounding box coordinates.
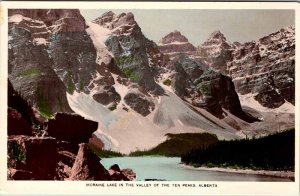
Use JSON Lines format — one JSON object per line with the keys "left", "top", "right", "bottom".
{"left": 181, "top": 129, "right": 295, "bottom": 171}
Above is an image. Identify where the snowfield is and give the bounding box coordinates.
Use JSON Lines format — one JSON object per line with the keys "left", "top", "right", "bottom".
{"left": 66, "top": 79, "right": 241, "bottom": 154}
{"left": 86, "top": 21, "right": 114, "bottom": 65}
{"left": 66, "top": 78, "right": 295, "bottom": 154}
{"left": 238, "top": 93, "right": 294, "bottom": 114}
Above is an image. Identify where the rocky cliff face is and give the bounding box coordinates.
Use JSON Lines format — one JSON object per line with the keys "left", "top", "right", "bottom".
{"left": 194, "top": 70, "right": 257, "bottom": 122}
{"left": 158, "top": 30, "right": 255, "bottom": 122}
{"left": 8, "top": 9, "right": 97, "bottom": 118}
{"left": 196, "top": 27, "right": 295, "bottom": 108}
{"left": 161, "top": 27, "right": 295, "bottom": 109}
{"left": 229, "top": 27, "right": 295, "bottom": 107}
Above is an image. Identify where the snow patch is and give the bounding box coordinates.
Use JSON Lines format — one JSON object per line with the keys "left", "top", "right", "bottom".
{"left": 67, "top": 91, "right": 117, "bottom": 127}
{"left": 86, "top": 21, "right": 113, "bottom": 65}
{"left": 238, "top": 93, "right": 294, "bottom": 114}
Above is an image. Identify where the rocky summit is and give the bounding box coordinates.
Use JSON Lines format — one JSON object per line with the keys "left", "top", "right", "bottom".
{"left": 197, "top": 30, "right": 233, "bottom": 73}
{"left": 158, "top": 30, "right": 196, "bottom": 59}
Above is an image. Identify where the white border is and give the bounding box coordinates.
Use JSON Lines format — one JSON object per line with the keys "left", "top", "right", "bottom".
{"left": 0, "top": 1, "right": 299, "bottom": 195}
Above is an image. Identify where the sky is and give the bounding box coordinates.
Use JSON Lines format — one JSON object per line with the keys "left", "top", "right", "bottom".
{"left": 80, "top": 9, "right": 294, "bottom": 46}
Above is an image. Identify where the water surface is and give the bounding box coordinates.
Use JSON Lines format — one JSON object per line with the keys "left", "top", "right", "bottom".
{"left": 101, "top": 156, "right": 290, "bottom": 181}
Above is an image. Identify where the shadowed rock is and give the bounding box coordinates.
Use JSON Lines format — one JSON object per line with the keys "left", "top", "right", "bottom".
{"left": 7, "top": 135, "right": 58, "bottom": 180}
{"left": 46, "top": 113, "right": 98, "bottom": 144}
{"left": 124, "top": 91, "right": 155, "bottom": 116}
{"left": 108, "top": 164, "right": 136, "bottom": 181}
{"left": 8, "top": 108, "right": 33, "bottom": 136}
{"left": 69, "top": 143, "right": 111, "bottom": 180}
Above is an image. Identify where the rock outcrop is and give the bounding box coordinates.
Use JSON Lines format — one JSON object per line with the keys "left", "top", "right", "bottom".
{"left": 124, "top": 89, "right": 155, "bottom": 116}
{"left": 8, "top": 135, "right": 58, "bottom": 180}
{"left": 68, "top": 143, "right": 111, "bottom": 180}
{"left": 195, "top": 70, "right": 258, "bottom": 122}
{"left": 108, "top": 164, "right": 136, "bottom": 181}
{"left": 46, "top": 113, "right": 98, "bottom": 144}
{"left": 8, "top": 108, "right": 33, "bottom": 136}
{"left": 92, "top": 85, "right": 121, "bottom": 108}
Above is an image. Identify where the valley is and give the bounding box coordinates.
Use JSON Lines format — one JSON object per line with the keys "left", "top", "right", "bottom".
{"left": 6, "top": 9, "right": 295, "bottom": 181}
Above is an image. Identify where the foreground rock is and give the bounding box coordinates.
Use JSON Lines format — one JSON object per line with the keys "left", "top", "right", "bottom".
{"left": 7, "top": 108, "right": 33, "bottom": 136}
{"left": 8, "top": 135, "right": 58, "bottom": 180}
{"left": 46, "top": 113, "right": 98, "bottom": 144}
{"left": 68, "top": 143, "right": 111, "bottom": 180}
{"left": 7, "top": 108, "right": 135, "bottom": 181}
{"left": 109, "top": 164, "right": 136, "bottom": 181}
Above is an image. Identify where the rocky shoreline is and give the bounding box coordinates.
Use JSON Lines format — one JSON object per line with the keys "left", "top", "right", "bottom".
{"left": 180, "top": 164, "right": 294, "bottom": 181}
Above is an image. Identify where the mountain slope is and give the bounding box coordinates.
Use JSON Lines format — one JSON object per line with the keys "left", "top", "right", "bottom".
{"left": 196, "top": 27, "right": 295, "bottom": 108}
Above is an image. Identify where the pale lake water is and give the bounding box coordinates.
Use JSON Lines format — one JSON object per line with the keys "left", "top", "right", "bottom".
{"left": 101, "top": 156, "right": 290, "bottom": 181}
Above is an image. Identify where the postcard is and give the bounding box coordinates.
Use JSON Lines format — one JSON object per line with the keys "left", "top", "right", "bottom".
{"left": 0, "top": 1, "right": 299, "bottom": 195}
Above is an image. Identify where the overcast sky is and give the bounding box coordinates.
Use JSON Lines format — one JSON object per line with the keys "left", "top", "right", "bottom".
{"left": 80, "top": 9, "right": 294, "bottom": 46}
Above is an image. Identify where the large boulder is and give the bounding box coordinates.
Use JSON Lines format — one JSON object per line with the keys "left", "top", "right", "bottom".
{"left": 89, "top": 133, "right": 105, "bottom": 152}
{"left": 68, "top": 143, "right": 111, "bottom": 180}
{"left": 7, "top": 135, "right": 58, "bottom": 180}
{"left": 46, "top": 113, "right": 98, "bottom": 144}
{"left": 7, "top": 108, "right": 33, "bottom": 136}
{"left": 108, "top": 164, "right": 136, "bottom": 181}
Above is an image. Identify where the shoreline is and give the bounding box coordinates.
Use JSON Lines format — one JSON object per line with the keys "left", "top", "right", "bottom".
{"left": 180, "top": 164, "right": 294, "bottom": 180}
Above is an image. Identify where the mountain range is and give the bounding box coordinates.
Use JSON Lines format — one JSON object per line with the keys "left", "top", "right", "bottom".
{"left": 8, "top": 9, "right": 295, "bottom": 155}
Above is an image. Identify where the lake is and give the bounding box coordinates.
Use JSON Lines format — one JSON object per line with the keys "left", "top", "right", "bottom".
{"left": 101, "top": 156, "right": 290, "bottom": 181}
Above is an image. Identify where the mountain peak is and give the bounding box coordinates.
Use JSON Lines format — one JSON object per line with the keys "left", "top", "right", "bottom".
{"left": 102, "top": 11, "right": 116, "bottom": 17}
{"left": 159, "top": 30, "right": 190, "bottom": 45}
{"left": 158, "top": 31, "right": 196, "bottom": 59}
{"left": 93, "top": 11, "right": 137, "bottom": 34}
{"left": 209, "top": 30, "right": 226, "bottom": 40}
